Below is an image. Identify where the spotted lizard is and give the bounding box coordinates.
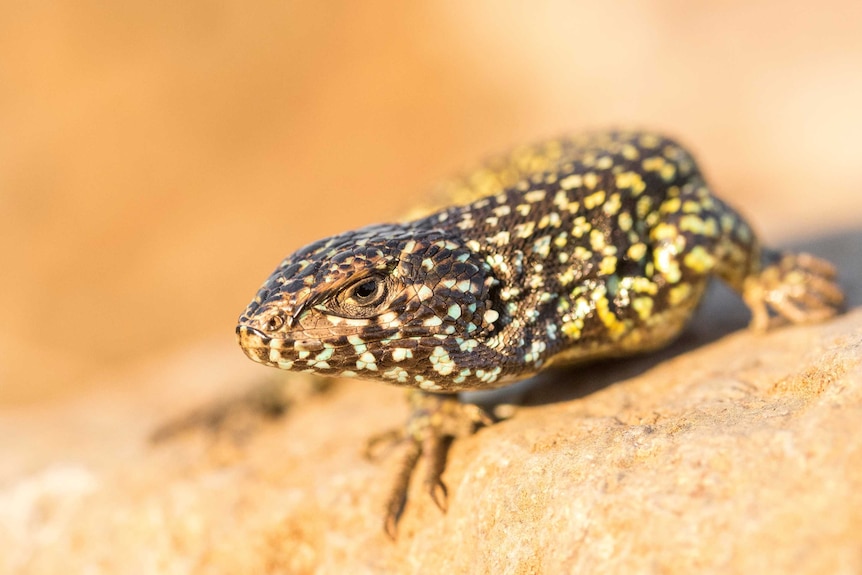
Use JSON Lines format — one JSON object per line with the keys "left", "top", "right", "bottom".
{"left": 236, "top": 130, "right": 844, "bottom": 536}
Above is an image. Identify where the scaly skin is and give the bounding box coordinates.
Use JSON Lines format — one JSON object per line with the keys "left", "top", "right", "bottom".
{"left": 236, "top": 130, "right": 844, "bottom": 536}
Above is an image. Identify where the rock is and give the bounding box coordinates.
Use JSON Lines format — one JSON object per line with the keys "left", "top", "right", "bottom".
{"left": 2, "top": 233, "right": 861, "bottom": 575}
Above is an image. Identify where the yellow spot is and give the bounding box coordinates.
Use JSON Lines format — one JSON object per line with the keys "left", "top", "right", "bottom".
{"left": 622, "top": 144, "right": 639, "bottom": 160}
{"left": 571, "top": 217, "right": 591, "bottom": 238}
{"left": 660, "top": 197, "right": 682, "bottom": 214}
{"left": 553, "top": 232, "right": 568, "bottom": 248}
{"left": 630, "top": 277, "right": 658, "bottom": 294}
{"left": 627, "top": 242, "right": 647, "bottom": 261}
{"left": 599, "top": 255, "right": 617, "bottom": 275}
{"left": 632, "top": 296, "right": 654, "bottom": 320}
{"left": 651, "top": 222, "right": 678, "bottom": 241}
{"left": 583, "top": 172, "right": 599, "bottom": 190}
{"left": 558, "top": 268, "right": 577, "bottom": 286}
{"left": 704, "top": 219, "right": 718, "bottom": 237}
{"left": 679, "top": 214, "right": 707, "bottom": 235}
{"left": 596, "top": 156, "right": 613, "bottom": 169}
{"left": 660, "top": 163, "right": 677, "bottom": 182}
{"left": 668, "top": 283, "right": 692, "bottom": 306}
{"left": 682, "top": 200, "right": 702, "bottom": 213}
{"left": 525, "top": 189, "right": 547, "bottom": 203}
{"left": 654, "top": 249, "right": 682, "bottom": 283}
{"left": 642, "top": 156, "right": 665, "bottom": 172}
{"left": 489, "top": 230, "right": 511, "bottom": 246}
{"left": 636, "top": 196, "right": 653, "bottom": 219}
{"left": 573, "top": 246, "right": 592, "bottom": 261}
{"left": 561, "top": 320, "right": 583, "bottom": 338}
{"left": 553, "top": 190, "right": 569, "bottom": 209}
{"left": 683, "top": 245, "right": 716, "bottom": 273}
{"left": 602, "top": 193, "right": 622, "bottom": 216}
{"left": 538, "top": 212, "right": 561, "bottom": 229}
{"left": 639, "top": 134, "right": 661, "bottom": 148}
{"left": 616, "top": 171, "right": 647, "bottom": 195}
{"left": 618, "top": 211, "right": 633, "bottom": 232}
{"left": 590, "top": 229, "right": 606, "bottom": 251}
{"left": 594, "top": 287, "right": 627, "bottom": 339}
{"left": 516, "top": 204, "right": 531, "bottom": 217}
{"left": 559, "top": 174, "right": 583, "bottom": 190}
{"left": 514, "top": 221, "right": 536, "bottom": 238}
{"left": 584, "top": 190, "right": 606, "bottom": 210}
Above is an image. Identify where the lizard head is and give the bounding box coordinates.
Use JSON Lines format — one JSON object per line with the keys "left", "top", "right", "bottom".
{"left": 236, "top": 223, "right": 508, "bottom": 391}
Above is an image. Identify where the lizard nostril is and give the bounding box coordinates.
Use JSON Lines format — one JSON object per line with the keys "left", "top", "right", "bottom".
{"left": 265, "top": 312, "right": 285, "bottom": 332}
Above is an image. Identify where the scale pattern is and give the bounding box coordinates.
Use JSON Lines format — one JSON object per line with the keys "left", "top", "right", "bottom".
{"left": 237, "top": 131, "right": 843, "bottom": 392}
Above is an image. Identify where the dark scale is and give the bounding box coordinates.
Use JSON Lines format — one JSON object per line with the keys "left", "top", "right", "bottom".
{"left": 236, "top": 130, "right": 843, "bottom": 536}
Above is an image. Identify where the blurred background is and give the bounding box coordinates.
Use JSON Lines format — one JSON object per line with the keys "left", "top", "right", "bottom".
{"left": 2, "top": 0, "right": 862, "bottom": 405}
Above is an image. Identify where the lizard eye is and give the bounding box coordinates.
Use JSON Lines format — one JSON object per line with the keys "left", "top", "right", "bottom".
{"left": 352, "top": 278, "right": 381, "bottom": 303}
{"left": 330, "top": 275, "right": 389, "bottom": 317}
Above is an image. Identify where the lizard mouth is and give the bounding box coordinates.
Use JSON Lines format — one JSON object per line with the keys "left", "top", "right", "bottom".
{"left": 235, "top": 324, "right": 325, "bottom": 367}
{"left": 235, "top": 324, "right": 276, "bottom": 364}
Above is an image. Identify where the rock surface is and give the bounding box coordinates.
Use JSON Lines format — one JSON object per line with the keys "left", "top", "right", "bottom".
{"left": 2, "top": 233, "right": 861, "bottom": 575}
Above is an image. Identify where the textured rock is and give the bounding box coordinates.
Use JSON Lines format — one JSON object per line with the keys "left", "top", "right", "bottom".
{"left": 2, "top": 233, "right": 861, "bottom": 575}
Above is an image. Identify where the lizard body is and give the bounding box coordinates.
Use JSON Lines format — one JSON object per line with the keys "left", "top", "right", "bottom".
{"left": 236, "top": 130, "right": 843, "bottom": 534}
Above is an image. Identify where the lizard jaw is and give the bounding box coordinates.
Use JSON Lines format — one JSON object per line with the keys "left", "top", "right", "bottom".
{"left": 236, "top": 324, "right": 326, "bottom": 369}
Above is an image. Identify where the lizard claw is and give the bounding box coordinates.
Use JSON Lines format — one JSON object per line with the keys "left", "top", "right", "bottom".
{"left": 367, "top": 390, "right": 495, "bottom": 539}
{"left": 744, "top": 251, "right": 845, "bottom": 332}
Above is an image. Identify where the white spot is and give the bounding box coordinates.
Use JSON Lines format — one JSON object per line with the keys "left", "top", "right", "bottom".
{"left": 448, "top": 304, "right": 462, "bottom": 319}
{"left": 378, "top": 311, "right": 398, "bottom": 323}
{"left": 391, "top": 348, "right": 413, "bottom": 362}
{"left": 416, "top": 285, "right": 434, "bottom": 301}
{"left": 459, "top": 339, "right": 479, "bottom": 352}
{"left": 383, "top": 366, "right": 409, "bottom": 383}
{"left": 418, "top": 380, "right": 442, "bottom": 391}
{"left": 423, "top": 316, "right": 443, "bottom": 327}
{"left": 483, "top": 309, "right": 499, "bottom": 324}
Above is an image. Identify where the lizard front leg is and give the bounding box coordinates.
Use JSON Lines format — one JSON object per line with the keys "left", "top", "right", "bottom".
{"left": 366, "top": 390, "right": 494, "bottom": 538}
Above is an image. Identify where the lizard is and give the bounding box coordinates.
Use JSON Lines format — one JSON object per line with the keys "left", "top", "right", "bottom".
{"left": 235, "top": 130, "right": 844, "bottom": 536}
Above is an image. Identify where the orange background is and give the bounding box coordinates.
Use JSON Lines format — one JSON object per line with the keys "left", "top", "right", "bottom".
{"left": 2, "top": 1, "right": 862, "bottom": 403}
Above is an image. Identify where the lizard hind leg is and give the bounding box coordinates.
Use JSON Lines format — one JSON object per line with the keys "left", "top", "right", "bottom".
{"left": 742, "top": 249, "right": 845, "bottom": 332}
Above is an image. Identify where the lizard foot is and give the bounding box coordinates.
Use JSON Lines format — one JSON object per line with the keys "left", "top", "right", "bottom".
{"left": 743, "top": 251, "right": 845, "bottom": 332}
{"left": 365, "top": 390, "right": 494, "bottom": 539}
